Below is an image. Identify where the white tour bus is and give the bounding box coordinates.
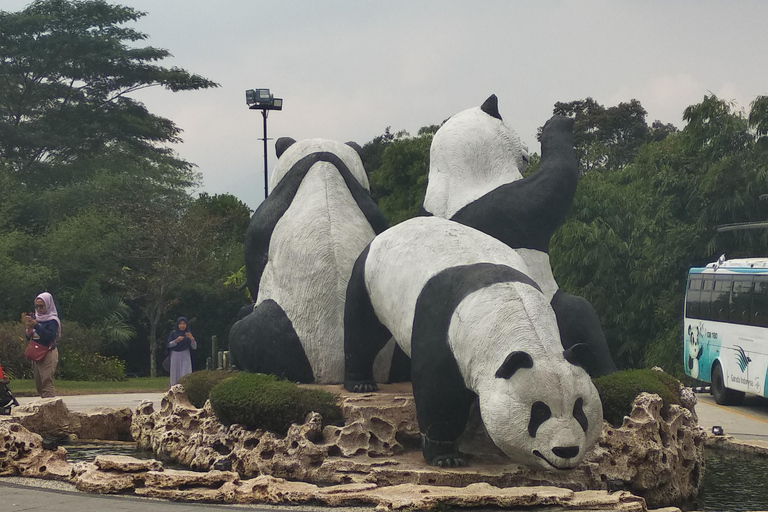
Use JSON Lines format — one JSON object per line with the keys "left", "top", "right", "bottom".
{"left": 683, "top": 257, "right": 768, "bottom": 405}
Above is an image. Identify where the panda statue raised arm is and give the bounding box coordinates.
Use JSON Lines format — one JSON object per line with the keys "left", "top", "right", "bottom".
{"left": 422, "top": 95, "right": 617, "bottom": 377}
{"left": 230, "top": 137, "right": 391, "bottom": 384}
{"left": 344, "top": 217, "right": 603, "bottom": 470}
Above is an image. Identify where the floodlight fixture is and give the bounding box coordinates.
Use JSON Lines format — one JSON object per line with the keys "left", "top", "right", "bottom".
{"left": 246, "top": 88, "right": 284, "bottom": 199}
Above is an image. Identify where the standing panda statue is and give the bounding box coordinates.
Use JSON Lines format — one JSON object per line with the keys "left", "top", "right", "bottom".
{"left": 344, "top": 217, "right": 603, "bottom": 470}
{"left": 422, "top": 95, "right": 617, "bottom": 377}
{"left": 230, "top": 137, "right": 392, "bottom": 384}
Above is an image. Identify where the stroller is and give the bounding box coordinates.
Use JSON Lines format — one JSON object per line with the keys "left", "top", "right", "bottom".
{"left": 0, "top": 364, "right": 20, "bottom": 415}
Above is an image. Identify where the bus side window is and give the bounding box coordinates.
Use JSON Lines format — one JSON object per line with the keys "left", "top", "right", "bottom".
{"left": 713, "top": 276, "right": 733, "bottom": 322}
{"left": 700, "top": 276, "right": 714, "bottom": 320}
{"left": 686, "top": 276, "right": 703, "bottom": 319}
{"left": 752, "top": 277, "right": 768, "bottom": 327}
{"left": 731, "top": 277, "right": 753, "bottom": 326}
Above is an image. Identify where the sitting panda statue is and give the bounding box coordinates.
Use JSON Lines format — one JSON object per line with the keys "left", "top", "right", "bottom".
{"left": 230, "top": 137, "right": 393, "bottom": 384}
{"left": 422, "top": 95, "right": 617, "bottom": 377}
{"left": 344, "top": 216, "right": 603, "bottom": 470}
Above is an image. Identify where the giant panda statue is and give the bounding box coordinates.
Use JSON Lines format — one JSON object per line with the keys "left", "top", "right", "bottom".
{"left": 422, "top": 95, "right": 617, "bottom": 377}
{"left": 344, "top": 216, "right": 603, "bottom": 470}
{"left": 230, "top": 137, "right": 393, "bottom": 384}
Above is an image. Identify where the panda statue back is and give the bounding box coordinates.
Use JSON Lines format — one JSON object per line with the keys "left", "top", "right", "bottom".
{"left": 344, "top": 217, "right": 603, "bottom": 470}
{"left": 230, "top": 138, "right": 390, "bottom": 384}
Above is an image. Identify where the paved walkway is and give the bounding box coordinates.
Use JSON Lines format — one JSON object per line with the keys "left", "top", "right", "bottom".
{"left": 15, "top": 392, "right": 167, "bottom": 412}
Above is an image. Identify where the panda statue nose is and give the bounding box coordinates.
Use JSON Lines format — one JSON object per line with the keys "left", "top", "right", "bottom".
{"left": 552, "top": 446, "right": 579, "bottom": 459}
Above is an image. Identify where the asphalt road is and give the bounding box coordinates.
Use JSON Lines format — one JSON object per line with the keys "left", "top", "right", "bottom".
{"left": 692, "top": 391, "right": 768, "bottom": 446}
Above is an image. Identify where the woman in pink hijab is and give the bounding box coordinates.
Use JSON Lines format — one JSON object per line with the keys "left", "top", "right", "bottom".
{"left": 22, "top": 292, "right": 61, "bottom": 397}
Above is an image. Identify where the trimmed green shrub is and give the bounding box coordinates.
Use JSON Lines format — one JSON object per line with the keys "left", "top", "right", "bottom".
{"left": 209, "top": 372, "right": 343, "bottom": 434}
{"left": 593, "top": 369, "right": 681, "bottom": 427}
{"left": 179, "top": 369, "right": 238, "bottom": 408}
{"left": 57, "top": 349, "right": 126, "bottom": 381}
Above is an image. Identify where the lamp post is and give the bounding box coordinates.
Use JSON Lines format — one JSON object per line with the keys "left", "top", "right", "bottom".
{"left": 246, "top": 88, "right": 283, "bottom": 199}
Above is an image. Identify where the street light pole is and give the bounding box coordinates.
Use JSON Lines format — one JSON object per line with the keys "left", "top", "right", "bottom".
{"left": 262, "top": 110, "right": 269, "bottom": 199}
{"left": 245, "top": 88, "right": 283, "bottom": 200}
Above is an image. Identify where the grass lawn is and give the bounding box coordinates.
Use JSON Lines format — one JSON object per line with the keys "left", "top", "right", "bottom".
{"left": 8, "top": 377, "right": 170, "bottom": 397}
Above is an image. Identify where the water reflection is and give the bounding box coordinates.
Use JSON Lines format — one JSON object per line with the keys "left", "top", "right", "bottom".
{"left": 698, "top": 449, "right": 768, "bottom": 512}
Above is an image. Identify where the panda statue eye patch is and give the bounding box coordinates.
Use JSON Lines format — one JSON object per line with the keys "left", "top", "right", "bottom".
{"left": 528, "top": 401, "right": 551, "bottom": 437}
{"left": 573, "top": 397, "right": 589, "bottom": 433}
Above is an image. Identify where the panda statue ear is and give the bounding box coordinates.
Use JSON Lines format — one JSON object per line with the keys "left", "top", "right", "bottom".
{"left": 345, "top": 141, "right": 363, "bottom": 158}
{"left": 275, "top": 137, "right": 296, "bottom": 159}
{"left": 495, "top": 351, "right": 533, "bottom": 379}
{"left": 563, "top": 343, "right": 596, "bottom": 371}
{"left": 480, "top": 94, "right": 502, "bottom": 121}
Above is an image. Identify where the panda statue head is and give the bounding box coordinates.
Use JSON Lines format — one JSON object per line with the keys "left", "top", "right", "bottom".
{"left": 269, "top": 137, "right": 369, "bottom": 194}
{"left": 423, "top": 94, "right": 529, "bottom": 219}
{"left": 478, "top": 346, "right": 603, "bottom": 471}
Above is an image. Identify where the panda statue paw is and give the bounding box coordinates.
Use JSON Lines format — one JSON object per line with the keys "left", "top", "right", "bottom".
{"left": 422, "top": 435, "right": 466, "bottom": 467}
{"left": 343, "top": 379, "right": 378, "bottom": 393}
{"left": 431, "top": 454, "right": 466, "bottom": 467}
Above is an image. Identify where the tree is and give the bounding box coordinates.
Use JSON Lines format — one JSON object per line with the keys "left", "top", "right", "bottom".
{"left": 552, "top": 98, "right": 676, "bottom": 173}
{"left": 0, "top": 0, "right": 217, "bottom": 186}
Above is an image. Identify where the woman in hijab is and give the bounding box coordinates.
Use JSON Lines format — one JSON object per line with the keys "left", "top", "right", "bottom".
{"left": 22, "top": 292, "right": 61, "bottom": 397}
{"left": 166, "top": 317, "right": 196, "bottom": 386}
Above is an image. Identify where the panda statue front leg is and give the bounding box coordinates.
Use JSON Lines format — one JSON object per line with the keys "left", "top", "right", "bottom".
{"left": 343, "top": 247, "right": 393, "bottom": 392}
{"left": 411, "top": 332, "right": 477, "bottom": 467}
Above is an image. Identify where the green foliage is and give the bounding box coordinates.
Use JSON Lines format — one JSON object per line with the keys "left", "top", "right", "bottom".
{"left": 0, "top": 0, "right": 218, "bottom": 181}
{"left": 209, "top": 373, "right": 343, "bottom": 434}
{"left": 178, "top": 369, "right": 237, "bottom": 408}
{"left": 54, "top": 321, "right": 126, "bottom": 380}
{"left": 593, "top": 370, "right": 681, "bottom": 427}
{"left": 0, "top": 321, "right": 30, "bottom": 379}
{"left": 368, "top": 131, "right": 432, "bottom": 225}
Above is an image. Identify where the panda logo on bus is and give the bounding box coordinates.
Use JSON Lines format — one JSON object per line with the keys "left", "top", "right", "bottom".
{"left": 686, "top": 324, "right": 704, "bottom": 379}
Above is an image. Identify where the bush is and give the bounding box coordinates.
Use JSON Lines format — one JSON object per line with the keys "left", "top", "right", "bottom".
{"left": 0, "top": 321, "right": 31, "bottom": 379}
{"left": 593, "top": 369, "right": 681, "bottom": 427}
{"left": 57, "top": 349, "right": 126, "bottom": 381}
{"left": 209, "top": 372, "right": 343, "bottom": 434}
{"left": 179, "top": 369, "right": 237, "bottom": 408}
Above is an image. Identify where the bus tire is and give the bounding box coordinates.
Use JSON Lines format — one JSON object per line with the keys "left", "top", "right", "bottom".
{"left": 711, "top": 362, "right": 745, "bottom": 406}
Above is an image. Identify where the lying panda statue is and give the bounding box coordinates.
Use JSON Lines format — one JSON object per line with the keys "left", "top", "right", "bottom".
{"left": 344, "top": 217, "right": 603, "bottom": 470}
{"left": 422, "top": 95, "right": 617, "bottom": 377}
{"left": 230, "top": 137, "right": 392, "bottom": 384}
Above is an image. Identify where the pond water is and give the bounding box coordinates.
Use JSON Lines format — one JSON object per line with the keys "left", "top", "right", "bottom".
{"left": 64, "top": 442, "right": 190, "bottom": 471}
{"left": 694, "top": 449, "right": 768, "bottom": 512}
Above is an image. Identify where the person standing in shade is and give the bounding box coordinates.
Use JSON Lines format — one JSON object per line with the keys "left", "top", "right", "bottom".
{"left": 166, "top": 317, "right": 196, "bottom": 386}
{"left": 22, "top": 292, "right": 61, "bottom": 398}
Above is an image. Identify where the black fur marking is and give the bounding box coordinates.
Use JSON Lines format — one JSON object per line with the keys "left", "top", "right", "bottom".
{"left": 345, "top": 141, "right": 363, "bottom": 157}
{"left": 528, "top": 401, "right": 551, "bottom": 437}
{"left": 411, "top": 262, "right": 541, "bottom": 460}
{"left": 228, "top": 299, "right": 315, "bottom": 383}
{"left": 495, "top": 351, "right": 533, "bottom": 379}
{"left": 275, "top": 137, "right": 296, "bottom": 159}
{"left": 562, "top": 343, "right": 594, "bottom": 369}
{"left": 573, "top": 397, "right": 588, "bottom": 433}
{"left": 449, "top": 116, "right": 576, "bottom": 252}
{"left": 551, "top": 290, "right": 618, "bottom": 377}
{"left": 552, "top": 445, "right": 579, "bottom": 459}
{"left": 244, "top": 151, "right": 389, "bottom": 299}
{"left": 343, "top": 245, "right": 393, "bottom": 392}
{"left": 480, "top": 94, "right": 502, "bottom": 120}
{"left": 388, "top": 343, "right": 412, "bottom": 383}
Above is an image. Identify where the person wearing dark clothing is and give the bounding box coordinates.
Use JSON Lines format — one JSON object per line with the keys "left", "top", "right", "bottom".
{"left": 23, "top": 292, "right": 61, "bottom": 397}
{"left": 166, "top": 317, "right": 196, "bottom": 386}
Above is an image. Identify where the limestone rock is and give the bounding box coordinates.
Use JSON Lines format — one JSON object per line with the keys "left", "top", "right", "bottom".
{"left": 131, "top": 384, "right": 702, "bottom": 509}
{"left": 582, "top": 392, "right": 705, "bottom": 508}
{"left": 72, "top": 407, "right": 133, "bottom": 441}
{"left": 94, "top": 454, "right": 163, "bottom": 472}
{"left": 0, "top": 421, "right": 71, "bottom": 479}
{"left": 5, "top": 398, "right": 77, "bottom": 439}
{"left": 74, "top": 466, "right": 138, "bottom": 494}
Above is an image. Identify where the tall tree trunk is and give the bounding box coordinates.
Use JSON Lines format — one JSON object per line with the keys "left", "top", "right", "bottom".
{"left": 149, "top": 320, "right": 158, "bottom": 378}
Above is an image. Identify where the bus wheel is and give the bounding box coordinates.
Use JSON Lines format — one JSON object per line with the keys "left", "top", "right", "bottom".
{"left": 711, "top": 363, "right": 745, "bottom": 406}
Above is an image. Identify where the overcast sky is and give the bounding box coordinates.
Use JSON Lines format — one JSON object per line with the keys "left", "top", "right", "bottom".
{"left": 6, "top": 1, "right": 768, "bottom": 210}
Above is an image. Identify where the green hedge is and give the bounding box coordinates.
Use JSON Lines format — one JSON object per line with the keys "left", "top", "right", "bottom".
{"left": 178, "top": 369, "right": 238, "bottom": 408}
{"left": 593, "top": 369, "right": 681, "bottom": 427}
{"left": 209, "top": 372, "right": 343, "bottom": 434}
